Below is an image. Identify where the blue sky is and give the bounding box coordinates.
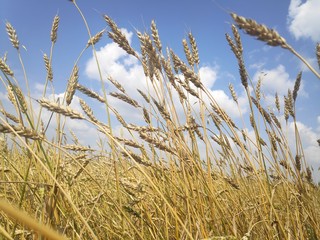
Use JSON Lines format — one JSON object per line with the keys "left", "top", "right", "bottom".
{"left": 1, "top": 0, "right": 320, "bottom": 175}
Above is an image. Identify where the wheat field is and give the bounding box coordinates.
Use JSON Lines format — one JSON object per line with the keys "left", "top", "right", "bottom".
{"left": 0, "top": 1, "right": 320, "bottom": 239}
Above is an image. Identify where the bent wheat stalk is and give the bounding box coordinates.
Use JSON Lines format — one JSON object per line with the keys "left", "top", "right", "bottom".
{"left": 231, "top": 13, "right": 320, "bottom": 79}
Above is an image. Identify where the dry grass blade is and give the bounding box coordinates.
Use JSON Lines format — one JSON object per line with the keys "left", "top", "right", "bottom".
{"left": 0, "top": 200, "right": 68, "bottom": 240}
{"left": 38, "top": 98, "right": 84, "bottom": 119}
{"left": 6, "top": 22, "right": 19, "bottom": 50}
{"left": 66, "top": 65, "right": 79, "bottom": 105}
{"left": 0, "top": 58, "right": 14, "bottom": 76}
{"left": 231, "top": 13, "right": 288, "bottom": 48}
{"left": 50, "top": 15, "right": 60, "bottom": 43}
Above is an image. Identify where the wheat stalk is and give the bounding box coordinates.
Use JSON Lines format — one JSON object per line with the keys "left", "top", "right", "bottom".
{"left": 231, "top": 13, "right": 287, "bottom": 48}
{"left": 11, "top": 85, "right": 28, "bottom": 114}
{"left": 114, "top": 136, "right": 143, "bottom": 149}
{"left": 0, "top": 123, "right": 41, "bottom": 140}
{"left": 231, "top": 24, "right": 243, "bottom": 55}
{"left": 232, "top": 13, "right": 320, "bottom": 79}
{"left": 110, "top": 92, "right": 140, "bottom": 108}
{"left": 43, "top": 54, "right": 53, "bottom": 82}
{"left": 76, "top": 84, "right": 105, "bottom": 103}
{"left": 6, "top": 22, "right": 19, "bottom": 50}
{"left": 293, "top": 71, "right": 302, "bottom": 102}
{"left": 6, "top": 85, "right": 17, "bottom": 108}
{"left": 137, "top": 89, "right": 150, "bottom": 103}
{"left": 0, "top": 58, "right": 14, "bottom": 76}
{"left": 66, "top": 65, "right": 79, "bottom": 106}
{"left": 188, "top": 32, "right": 200, "bottom": 65}
{"left": 63, "top": 144, "right": 93, "bottom": 152}
{"left": 50, "top": 15, "right": 60, "bottom": 43}
{"left": 38, "top": 98, "right": 84, "bottom": 119}
{"left": 104, "top": 15, "right": 138, "bottom": 58}
{"left": 182, "top": 39, "right": 194, "bottom": 66}
{"left": 151, "top": 97, "right": 171, "bottom": 121}
{"left": 251, "top": 97, "right": 272, "bottom": 125}
{"left": 151, "top": 20, "right": 162, "bottom": 52}
{"left": 86, "top": 29, "right": 105, "bottom": 48}
{"left": 270, "top": 112, "right": 281, "bottom": 129}
{"left": 107, "top": 76, "right": 126, "bottom": 93}
{"left": 228, "top": 83, "right": 238, "bottom": 103}
{"left": 0, "top": 109, "right": 20, "bottom": 124}
{"left": 287, "top": 90, "right": 294, "bottom": 118}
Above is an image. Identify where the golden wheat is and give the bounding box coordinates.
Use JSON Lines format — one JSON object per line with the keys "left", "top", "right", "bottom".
{"left": 50, "top": 15, "right": 60, "bottom": 43}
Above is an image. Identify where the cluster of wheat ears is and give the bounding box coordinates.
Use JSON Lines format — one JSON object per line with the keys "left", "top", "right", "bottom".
{"left": 0, "top": 1, "right": 320, "bottom": 239}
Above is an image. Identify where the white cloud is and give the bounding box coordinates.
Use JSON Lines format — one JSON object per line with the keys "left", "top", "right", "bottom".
{"left": 34, "top": 83, "right": 46, "bottom": 93}
{"left": 210, "top": 89, "right": 246, "bottom": 118}
{"left": 253, "top": 65, "right": 306, "bottom": 97}
{"left": 85, "top": 28, "right": 143, "bottom": 85}
{"left": 287, "top": 0, "right": 320, "bottom": 42}
{"left": 199, "top": 65, "right": 218, "bottom": 88}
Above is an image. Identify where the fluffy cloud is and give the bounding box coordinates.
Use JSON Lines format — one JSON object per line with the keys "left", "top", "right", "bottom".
{"left": 253, "top": 64, "right": 306, "bottom": 97}
{"left": 199, "top": 65, "right": 218, "bottom": 88}
{"left": 287, "top": 0, "right": 320, "bottom": 42}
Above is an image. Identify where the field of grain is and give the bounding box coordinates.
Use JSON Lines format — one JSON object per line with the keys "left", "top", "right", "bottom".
{"left": 1, "top": 1, "right": 320, "bottom": 239}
